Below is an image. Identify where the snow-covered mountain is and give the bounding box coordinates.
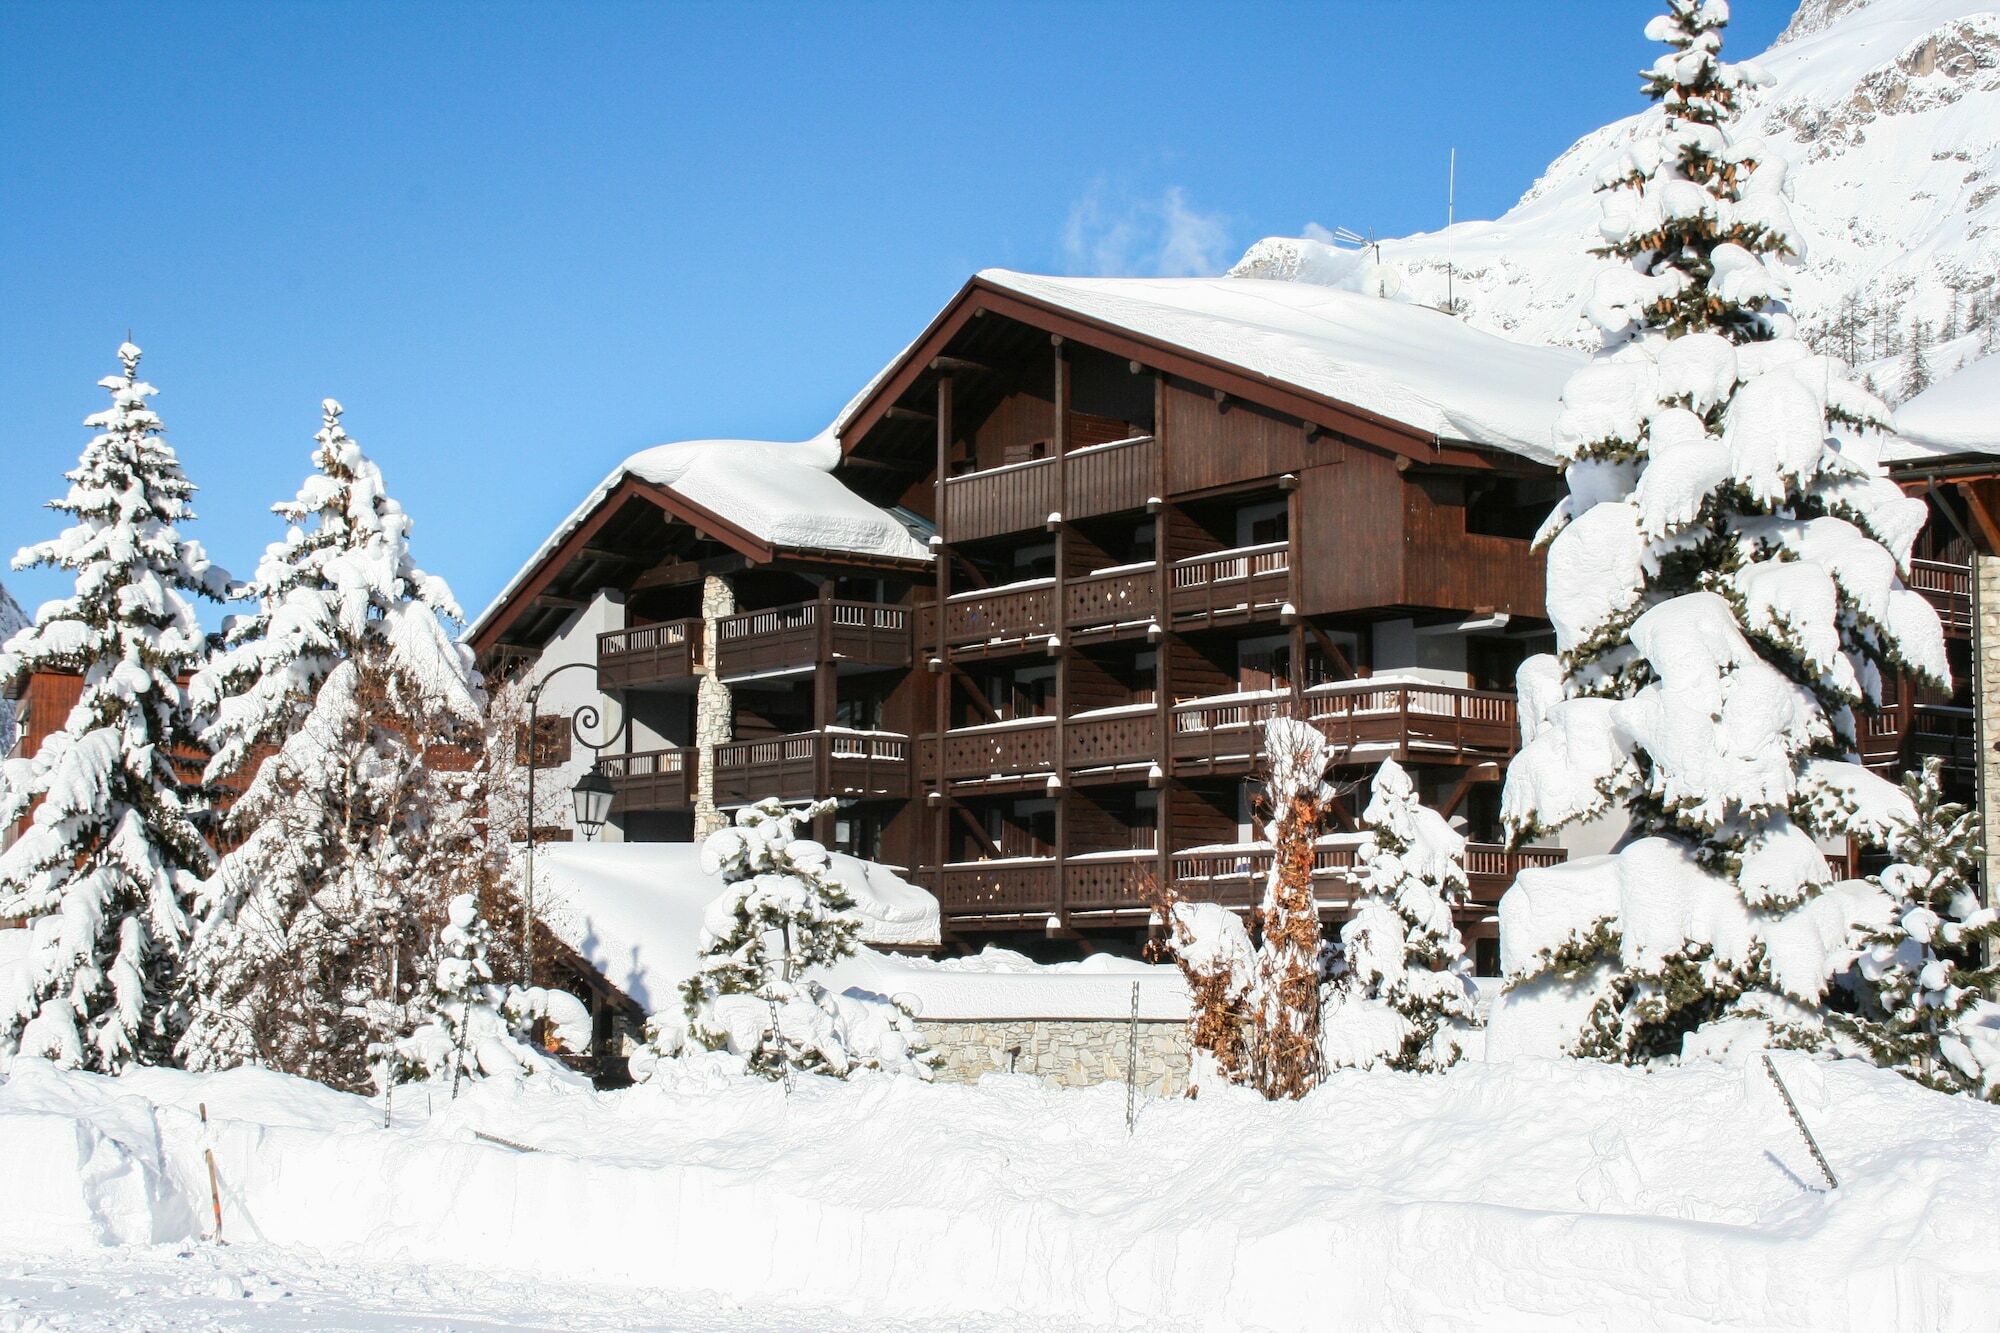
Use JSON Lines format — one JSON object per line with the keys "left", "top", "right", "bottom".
{"left": 0, "top": 580, "right": 26, "bottom": 754}
{"left": 1232, "top": 0, "right": 2000, "bottom": 400}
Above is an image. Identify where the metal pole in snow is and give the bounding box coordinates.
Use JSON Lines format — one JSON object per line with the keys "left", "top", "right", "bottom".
{"left": 1125, "top": 980, "right": 1141, "bottom": 1134}
{"left": 1762, "top": 1053, "right": 1838, "bottom": 1190}
{"left": 199, "top": 1103, "right": 224, "bottom": 1243}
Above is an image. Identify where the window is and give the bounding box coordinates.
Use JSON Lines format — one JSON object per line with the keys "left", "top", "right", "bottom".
{"left": 1465, "top": 477, "right": 1563, "bottom": 540}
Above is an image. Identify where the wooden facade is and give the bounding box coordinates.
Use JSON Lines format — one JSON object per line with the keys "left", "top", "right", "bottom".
{"left": 471, "top": 275, "right": 1983, "bottom": 963}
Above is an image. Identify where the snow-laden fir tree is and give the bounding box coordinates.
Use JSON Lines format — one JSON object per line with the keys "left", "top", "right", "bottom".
{"left": 1839, "top": 758, "right": 2000, "bottom": 1100}
{"left": 1252, "top": 717, "right": 1333, "bottom": 1099}
{"left": 393, "top": 891, "right": 569, "bottom": 1090}
{"left": 193, "top": 399, "right": 462, "bottom": 782}
{"left": 1493, "top": 0, "right": 1944, "bottom": 1062}
{"left": 669, "top": 798, "right": 934, "bottom": 1080}
{"left": 0, "top": 344, "right": 230, "bottom": 1071}
{"left": 1902, "top": 320, "right": 1933, "bottom": 402}
{"left": 1322, "top": 760, "right": 1478, "bottom": 1073}
{"left": 179, "top": 400, "right": 483, "bottom": 1088}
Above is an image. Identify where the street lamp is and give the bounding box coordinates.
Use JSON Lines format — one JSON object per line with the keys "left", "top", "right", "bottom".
{"left": 570, "top": 763, "right": 615, "bottom": 840}
{"left": 520, "top": 661, "right": 632, "bottom": 987}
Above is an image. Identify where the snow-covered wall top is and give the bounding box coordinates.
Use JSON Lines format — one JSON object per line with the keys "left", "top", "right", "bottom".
{"left": 978, "top": 271, "right": 1581, "bottom": 463}
{"left": 1233, "top": 1, "right": 2000, "bottom": 399}
{"left": 1895, "top": 350, "right": 2000, "bottom": 452}
{"left": 471, "top": 434, "right": 929, "bottom": 639}
{"left": 534, "top": 841, "right": 939, "bottom": 1012}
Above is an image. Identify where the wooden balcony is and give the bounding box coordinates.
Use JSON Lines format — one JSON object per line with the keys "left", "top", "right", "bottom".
{"left": 602, "top": 747, "right": 694, "bottom": 812}
{"left": 1066, "top": 566, "right": 1156, "bottom": 633}
{"left": 1169, "top": 542, "right": 1290, "bottom": 626}
{"left": 717, "top": 598, "right": 910, "bottom": 679}
{"left": 597, "top": 620, "right": 701, "bottom": 690}
{"left": 1169, "top": 842, "right": 1568, "bottom": 907}
{"left": 941, "top": 579, "right": 1058, "bottom": 652}
{"left": 1861, "top": 700, "right": 1976, "bottom": 784}
{"left": 1064, "top": 708, "right": 1158, "bottom": 775}
{"left": 937, "top": 717, "right": 1058, "bottom": 784}
{"left": 1909, "top": 559, "right": 1972, "bottom": 638}
{"left": 941, "top": 435, "right": 1158, "bottom": 543}
{"left": 1169, "top": 680, "right": 1519, "bottom": 773}
{"left": 714, "top": 730, "right": 912, "bottom": 806}
{"left": 932, "top": 842, "right": 1566, "bottom": 928}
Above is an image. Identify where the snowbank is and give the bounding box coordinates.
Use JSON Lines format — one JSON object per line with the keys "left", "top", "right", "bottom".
{"left": 534, "top": 842, "right": 940, "bottom": 1012}
{"left": 4, "top": 1054, "right": 1996, "bottom": 1330}
{"left": 831, "top": 945, "right": 1189, "bottom": 1022}
{"left": 977, "top": 271, "right": 1581, "bottom": 462}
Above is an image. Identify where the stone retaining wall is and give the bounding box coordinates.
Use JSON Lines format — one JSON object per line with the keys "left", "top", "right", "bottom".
{"left": 916, "top": 1017, "right": 1190, "bottom": 1095}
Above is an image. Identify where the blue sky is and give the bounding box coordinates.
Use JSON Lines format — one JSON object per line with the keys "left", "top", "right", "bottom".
{"left": 0, "top": 1, "right": 1791, "bottom": 624}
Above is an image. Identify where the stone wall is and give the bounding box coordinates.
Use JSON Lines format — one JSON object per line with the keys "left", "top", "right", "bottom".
{"left": 1977, "top": 554, "right": 2000, "bottom": 914}
{"left": 916, "top": 1017, "right": 1190, "bottom": 1095}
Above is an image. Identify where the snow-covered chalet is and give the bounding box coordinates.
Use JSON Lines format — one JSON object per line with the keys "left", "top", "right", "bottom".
{"left": 470, "top": 272, "right": 1990, "bottom": 968}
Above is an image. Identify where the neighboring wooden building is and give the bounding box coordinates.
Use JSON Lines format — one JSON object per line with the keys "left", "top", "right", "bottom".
{"left": 471, "top": 272, "right": 1983, "bottom": 967}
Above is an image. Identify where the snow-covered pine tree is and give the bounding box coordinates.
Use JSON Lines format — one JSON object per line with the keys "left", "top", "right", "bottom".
{"left": 179, "top": 400, "right": 483, "bottom": 1087}
{"left": 1252, "top": 717, "right": 1332, "bottom": 1099}
{"left": 1840, "top": 758, "right": 2000, "bottom": 1099}
{"left": 1903, "top": 319, "right": 1933, "bottom": 402}
{"left": 1494, "top": 0, "right": 1944, "bottom": 1063}
{"left": 674, "top": 797, "right": 933, "bottom": 1080}
{"left": 1322, "top": 760, "right": 1478, "bottom": 1073}
{"left": 0, "top": 343, "right": 230, "bottom": 1071}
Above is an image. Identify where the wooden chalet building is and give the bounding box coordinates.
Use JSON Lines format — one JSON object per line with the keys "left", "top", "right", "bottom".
{"left": 470, "top": 271, "right": 1988, "bottom": 968}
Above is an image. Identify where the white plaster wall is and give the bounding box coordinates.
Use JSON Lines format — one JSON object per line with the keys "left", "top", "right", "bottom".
{"left": 527, "top": 589, "right": 629, "bottom": 842}
{"left": 1369, "top": 618, "right": 1471, "bottom": 688}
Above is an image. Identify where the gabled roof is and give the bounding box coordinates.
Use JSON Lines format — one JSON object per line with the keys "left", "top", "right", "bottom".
{"left": 1891, "top": 352, "right": 1999, "bottom": 461}
{"left": 837, "top": 271, "right": 1583, "bottom": 465}
{"left": 468, "top": 434, "right": 929, "bottom": 650}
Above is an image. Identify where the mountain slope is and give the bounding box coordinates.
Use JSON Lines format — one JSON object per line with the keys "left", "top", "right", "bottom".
{"left": 1232, "top": 0, "right": 2000, "bottom": 400}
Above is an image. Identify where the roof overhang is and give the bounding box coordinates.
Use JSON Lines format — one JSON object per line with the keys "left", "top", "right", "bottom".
{"left": 835, "top": 274, "right": 1536, "bottom": 473}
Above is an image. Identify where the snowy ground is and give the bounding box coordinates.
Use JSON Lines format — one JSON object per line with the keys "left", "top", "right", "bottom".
{"left": 4, "top": 1055, "right": 1997, "bottom": 1331}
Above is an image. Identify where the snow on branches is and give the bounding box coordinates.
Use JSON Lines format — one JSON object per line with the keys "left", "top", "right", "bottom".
{"left": 1839, "top": 759, "right": 2000, "bottom": 1101}
{"left": 661, "top": 798, "right": 933, "bottom": 1082}
{"left": 1323, "top": 760, "right": 1477, "bottom": 1073}
{"left": 0, "top": 344, "right": 229, "bottom": 1072}
{"left": 1492, "top": 0, "right": 1944, "bottom": 1064}
{"left": 1252, "top": 717, "right": 1333, "bottom": 1100}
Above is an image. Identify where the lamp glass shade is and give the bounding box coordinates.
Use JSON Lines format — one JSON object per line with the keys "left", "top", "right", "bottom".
{"left": 571, "top": 764, "right": 615, "bottom": 839}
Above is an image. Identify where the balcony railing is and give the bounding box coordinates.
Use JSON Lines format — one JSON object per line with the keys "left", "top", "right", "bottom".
{"left": 1909, "top": 559, "right": 1972, "bottom": 637}
{"left": 937, "top": 716, "right": 1059, "bottom": 782}
{"left": 1169, "top": 842, "right": 1568, "bottom": 905}
{"left": 716, "top": 598, "right": 910, "bottom": 678}
{"left": 601, "top": 747, "right": 694, "bottom": 812}
{"left": 1066, "top": 566, "right": 1156, "bottom": 631}
{"left": 714, "top": 729, "right": 911, "bottom": 806}
{"left": 1861, "top": 702, "right": 1977, "bottom": 783}
{"left": 1166, "top": 679, "right": 1519, "bottom": 771}
{"left": 941, "top": 579, "right": 1059, "bottom": 649}
{"left": 940, "top": 435, "right": 1158, "bottom": 543}
{"left": 597, "top": 620, "right": 701, "bottom": 689}
{"left": 1169, "top": 542, "right": 1290, "bottom": 623}
{"left": 932, "top": 860, "right": 1062, "bottom": 921}
{"left": 1065, "top": 709, "right": 1158, "bottom": 771}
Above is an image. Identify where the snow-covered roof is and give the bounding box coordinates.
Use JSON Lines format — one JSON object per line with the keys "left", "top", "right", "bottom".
{"left": 970, "top": 271, "right": 1583, "bottom": 463}
{"left": 1893, "top": 353, "right": 2000, "bottom": 459}
{"left": 533, "top": 841, "right": 939, "bottom": 1012}
{"left": 470, "top": 433, "right": 929, "bottom": 640}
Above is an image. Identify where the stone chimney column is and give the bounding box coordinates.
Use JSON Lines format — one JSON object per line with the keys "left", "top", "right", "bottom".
{"left": 694, "top": 572, "right": 735, "bottom": 840}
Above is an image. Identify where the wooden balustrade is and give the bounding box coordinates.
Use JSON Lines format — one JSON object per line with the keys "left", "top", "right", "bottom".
{"left": 1065, "top": 567, "right": 1156, "bottom": 630}
{"left": 1063, "top": 435, "right": 1157, "bottom": 520}
{"left": 941, "top": 581, "right": 1059, "bottom": 649}
{"left": 713, "top": 730, "right": 911, "bottom": 805}
{"left": 938, "top": 718, "right": 1058, "bottom": 781}
{"left": 931, "top": 861, "right": 1060, "bottom": 921}
{"left": 596, "top": 620, "right": 701, "bottom": 689}
{"left": 1909, "top": 559, "right": 1972, "bottom": 637}
{"left": 1063, "top": 853, "right": 1157, "bottom": 911}
{"left": 1169, "top": 693, "right": 1290, "bottom": 770}
{"left": 943, "top": 455, "right": 1057, "bottom": 543}
{"left": 1168, "top": 842, "right": 1566, "bottom": 902}
{"left": 1065, "top": 713, "right": 1158, "bottom": 770}
{"left": 1168, "top": 542, "right": 1291, "bottom": 624}
{"left": 716, "top": 598, "right": 909, "bottom": 677}
{"left": 1861, "top": 703, "right": 1977, "bottom": 782}
{"left": 600, "top": 748, "right": 693, "bottom": 812}
{"left": 1301, "top": 680, "right": 1518, "bottom": 757}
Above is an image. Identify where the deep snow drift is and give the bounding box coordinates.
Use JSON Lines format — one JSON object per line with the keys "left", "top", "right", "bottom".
{"left": 3, "top": 1053, "right": 1994, "bottom": 1331}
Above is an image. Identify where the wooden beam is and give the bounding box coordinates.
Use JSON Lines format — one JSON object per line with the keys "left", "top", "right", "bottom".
{"left": 533, "top": 594, "right": 588, "bottom": 611}
{"left": 930, "top": 355, "right": 997, "bottom": 374}
{"left": 1954, "top": 479, "right": 2000, "bottom": 556}
{"left": 887, "top": 406, "right": 936, "bottom": 424}
{"left": 1439, "top": 762, "right": 1502, "bottom": 819}
{"left": 1306, "top": 622, "right": 1358, "bottom": 680}
{"left": 951, "top": 805, "right": 1003, "bottom": 859}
